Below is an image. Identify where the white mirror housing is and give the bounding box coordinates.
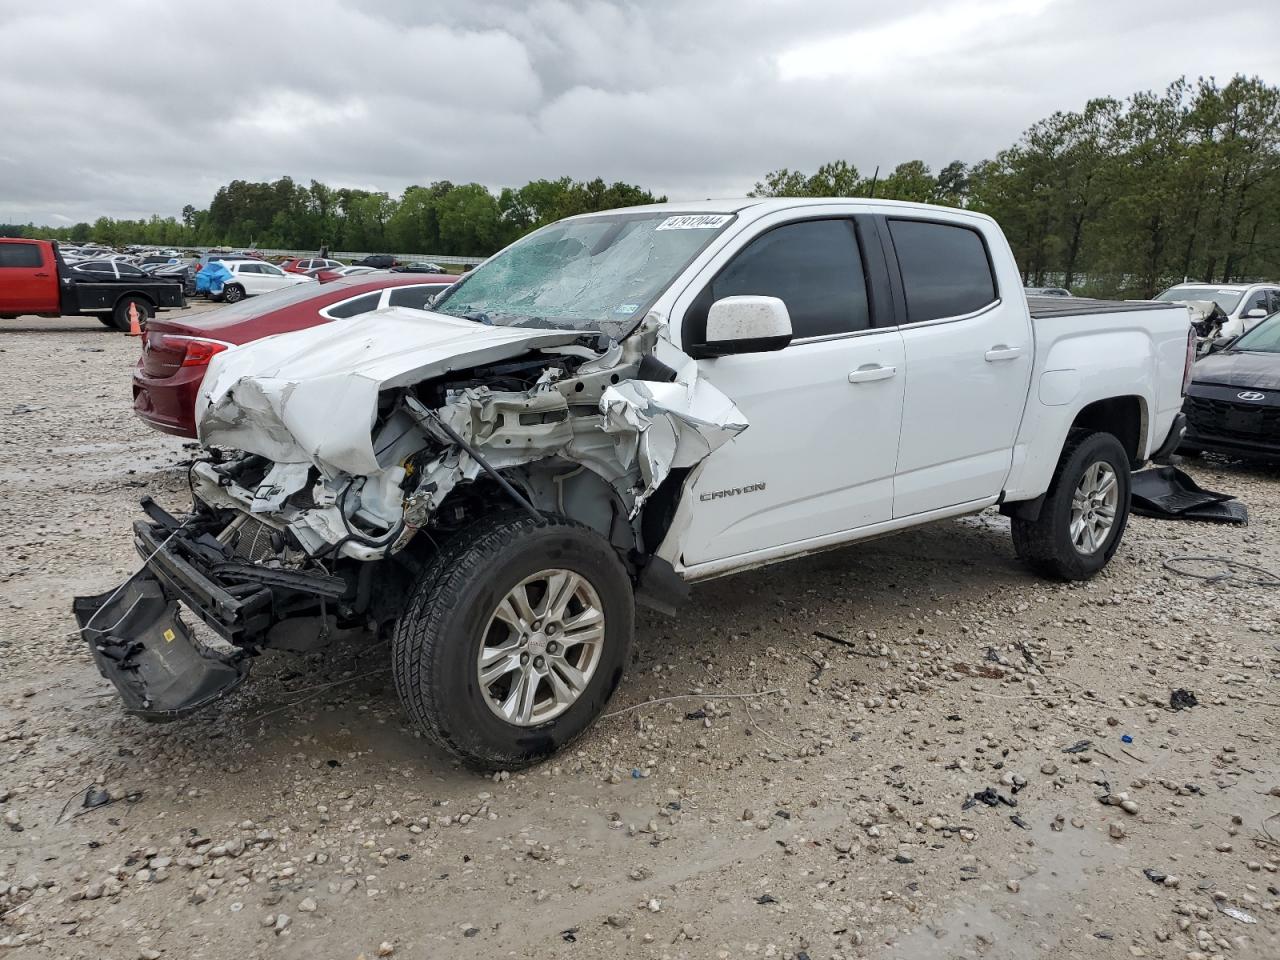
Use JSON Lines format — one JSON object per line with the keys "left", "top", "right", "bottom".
{"left": 702, "top": 295, "right": 793, "bottom": 356}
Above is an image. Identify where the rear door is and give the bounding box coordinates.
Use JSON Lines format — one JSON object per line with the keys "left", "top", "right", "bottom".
{"left": 676, "top": 213, "right": 906, "bottom": 566}
{"left": 0, "top": 241, "right": 57, "bottom": 314}
{"left": 886, "top": 216, "right": 1033, "bottom": 517}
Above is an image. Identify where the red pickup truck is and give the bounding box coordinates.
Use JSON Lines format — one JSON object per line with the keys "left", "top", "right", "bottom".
{"left": 0, "top": 238, "right": 186, "bottom": 331}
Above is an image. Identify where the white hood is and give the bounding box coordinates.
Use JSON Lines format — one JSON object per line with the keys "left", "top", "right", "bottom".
{"left": 196, "top": 307, "right": 582, "bottom": 476}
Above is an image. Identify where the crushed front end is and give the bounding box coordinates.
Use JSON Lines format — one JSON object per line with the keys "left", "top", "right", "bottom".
{"left": 77, "top": 309, "right": 746, "bottom": 723}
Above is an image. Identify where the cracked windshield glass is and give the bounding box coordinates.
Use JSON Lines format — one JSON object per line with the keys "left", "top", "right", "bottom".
{"left": 431, "top": 212, "right": 734, "bottom": 338}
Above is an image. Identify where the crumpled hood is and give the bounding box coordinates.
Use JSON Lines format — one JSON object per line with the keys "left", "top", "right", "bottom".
{"left": 1191, "top": 350, "right": 1280, "bottom": 391}
{"left": 196, "top": 306, "right": 582, "bottom": 475}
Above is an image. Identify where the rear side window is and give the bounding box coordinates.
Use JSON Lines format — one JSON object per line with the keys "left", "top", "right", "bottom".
{"left": 689, "top": 219, "right": 871, "bottom": 341}
{"left": 0, "top": 243, "right": 43, "bottom": 268}
{"left": 387, "top": 285, "right": 448, "bottom": 310}
{"left": 325, "top": 292, "right": 382, "bottom": 319}
{"left": 888, "top": 219, "right": 997, "bottom": 323}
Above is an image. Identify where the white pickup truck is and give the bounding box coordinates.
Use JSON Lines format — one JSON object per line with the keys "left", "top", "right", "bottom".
{"left": 76, "top": 199, "right": 1193, "bottom": 769}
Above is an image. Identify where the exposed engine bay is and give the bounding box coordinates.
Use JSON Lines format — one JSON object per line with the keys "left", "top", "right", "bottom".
{"left": 74, "top": 307, "right": 747, "bottom": 720}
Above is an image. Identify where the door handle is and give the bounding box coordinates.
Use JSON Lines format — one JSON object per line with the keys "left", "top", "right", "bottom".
{"left": 34, "top": 272, "right": 49, "bottom": 277}
{"left": 848, "top": 364, "right": 897, "bottom": 383}
{"left": 984, "top": 345, "right": 1023, "bottom": 362}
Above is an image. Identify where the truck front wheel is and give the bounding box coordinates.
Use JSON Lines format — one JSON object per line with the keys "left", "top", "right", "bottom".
{"left": 392, "top": 512, "right": 634, "bottom": 770}
{"left": 1011, "top": 430, "right": 1132, "bottom": 581}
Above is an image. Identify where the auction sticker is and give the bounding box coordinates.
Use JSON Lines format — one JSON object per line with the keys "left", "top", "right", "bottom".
{"left": 656, "top": 214, "right": 732, "bottom": 231}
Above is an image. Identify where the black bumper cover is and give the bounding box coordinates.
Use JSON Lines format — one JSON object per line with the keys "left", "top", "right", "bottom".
{"left": 73, "top": 503, "right": 348, "bottom": 721}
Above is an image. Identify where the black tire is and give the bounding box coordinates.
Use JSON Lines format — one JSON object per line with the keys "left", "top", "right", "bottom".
{"left": 96, "top": 315, "right": 116, "bottom": 328}
{"left": 111, "top": 296, "right": 153, "bottom": 332}
{"left": 220, "top": 284, "right": 245, "bottom": 304}
{"left": 393, "top": 512, "right": 634, "bottom": 769}
{"left": 1011, "top": 429, "right": 1132, "bottom": 581}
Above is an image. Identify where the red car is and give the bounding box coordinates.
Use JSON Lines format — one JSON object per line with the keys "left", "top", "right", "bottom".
{"left": 280, "top": 256, "right": 343, "bottom": 275}
{"left": 133, "top": 273, "right": 456, "bottom": 437}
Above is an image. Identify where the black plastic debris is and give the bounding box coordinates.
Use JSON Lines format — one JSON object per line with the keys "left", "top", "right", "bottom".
{"left": 892, "top": 854, "right": 914, "bottom": 864}
{"left": 1063, "top": 740, "right": 1092, "bottom": 754}
{"left": 684, "top": 709, "right": 707, "bottom": 721}
{"left": 1131, "top": 466, "right": 1247, "bottom": 524}
{"left": 1143, "top": 868, "right": 1167, "bottom": 884}
{"left": 1170, "top": 688, "right": 1199, "bottom": 711}
{"left": 756, "top": 894, "right": 779, "bottom": 905}
{"left": 1010, "top": 814, "right": 1029, "bottom": 830}
{"left": 83, "top": 786, "right": 111, "bottom": 809}
{"left": 561, "top": 929, "right": 578, "bottom": 943}
{"left": 971, "top": 787, "right": 1017, "bottom": 808}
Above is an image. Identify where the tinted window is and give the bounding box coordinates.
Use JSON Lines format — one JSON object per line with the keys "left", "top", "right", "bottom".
{"left": 236, "top": 263, "right": 262, "bottom": 274}
{"left": 326, "top": 292, "right": 382, "bottom": 319}
{"left": 78, "top": 261, "right": 114, "bottom": 274}
{"left": 691, "top": 219, "right": 870, "bottom": 341}
{"left": 116, "top": 263, "right": 146, "bottom": 277}
{"left": 0, "top": 243, "right": 42, "bottom": 268}
{"left": 387, "top": 285, "right": 448, "bottom": 310}
{"left": 888, "top": 219, "right": 997, "bottom": 323}
{"left": 1243, "top": 290, "right": 1268, "bottom": 313}
{"left": 260, "top": 264, "right": 285, "bottom": 276}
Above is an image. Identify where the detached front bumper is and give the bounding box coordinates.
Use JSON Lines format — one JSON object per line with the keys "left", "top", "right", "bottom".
{"left": 73, "top": 500, "right": 348, "bottom": 721}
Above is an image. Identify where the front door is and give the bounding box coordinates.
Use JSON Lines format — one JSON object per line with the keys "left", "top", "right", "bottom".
{"left": 885, "top": 217, "right": 1033, "bottom": 518}
{"left": 0, "top": 241, "right": 57, "bottom": 314}
{"left": 675, "top": 216, "right": 906, "bottom": 567}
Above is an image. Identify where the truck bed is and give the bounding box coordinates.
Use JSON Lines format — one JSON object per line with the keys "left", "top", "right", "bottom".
{"left": 1026, "top": 296, "right": 1177, "bottom": 319}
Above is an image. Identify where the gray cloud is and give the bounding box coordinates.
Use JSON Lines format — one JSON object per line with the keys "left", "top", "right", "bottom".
{"left": 1, "top": 0, "right": 1277, "bottom": 224}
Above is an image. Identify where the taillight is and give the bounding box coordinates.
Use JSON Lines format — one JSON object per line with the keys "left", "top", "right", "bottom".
{"left": 149, "top": 333, "right": 231, "bottom": 367}
{"left": 1182, "top": 324, "right": 1197, "bottom": 395}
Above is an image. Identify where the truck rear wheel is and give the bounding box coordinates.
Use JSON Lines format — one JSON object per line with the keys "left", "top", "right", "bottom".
{"left": 1011, "top": 430, "right": 1131, "bottom": 581}
{"left": 392, "top": 511, "right": 634, "bottom": 770}
{"left": 97, "top": 315, "right": 116, "bottom": 328}
{"left": 111, "top": 296, "right": 153, "bottom": 332}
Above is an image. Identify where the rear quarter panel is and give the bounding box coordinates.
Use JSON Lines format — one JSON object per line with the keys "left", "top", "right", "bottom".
{"left": 1002, "top": 305, "right": 1190, "bottom": 501}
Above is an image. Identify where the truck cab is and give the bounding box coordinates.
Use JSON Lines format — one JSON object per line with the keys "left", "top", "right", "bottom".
{"left": 0, "top": 238, "right": 60, "bottom": 316}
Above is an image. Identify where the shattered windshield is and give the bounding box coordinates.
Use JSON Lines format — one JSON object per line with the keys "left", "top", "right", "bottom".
{"left": 1155, "top": 286, "right": 1244, "bottom": 312}
{"left": 431, "top": 211, "right": 735, "bottom": 338}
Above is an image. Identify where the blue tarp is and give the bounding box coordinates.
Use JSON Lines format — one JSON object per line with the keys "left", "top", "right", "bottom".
{"left": 195, "top": 261, "right": 233, "bottom": 296}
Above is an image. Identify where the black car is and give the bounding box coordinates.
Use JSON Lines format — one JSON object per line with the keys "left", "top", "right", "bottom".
{"left": 1182, "top": 311, "right": 1280, "bottom": 459}
{"left": 355, "top": 254, "right": 398, "bottom": 269}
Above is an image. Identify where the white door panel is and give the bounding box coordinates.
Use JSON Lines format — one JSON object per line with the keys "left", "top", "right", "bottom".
{"left": 682, "top": 330, "right": 906, "bottom": 565}
{"left": 893, "top": 304, "right": 1032, "bottom": 517}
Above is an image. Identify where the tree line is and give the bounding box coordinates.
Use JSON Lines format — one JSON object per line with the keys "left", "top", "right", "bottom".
{"left": 749, "top": 75, "right": 1280, "bottom": 297}
{"left": 6, "top": 74, "right": 1277, "bottom": 297}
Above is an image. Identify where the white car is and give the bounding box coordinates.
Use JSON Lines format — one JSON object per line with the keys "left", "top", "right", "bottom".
{"left": 82, "top": 198, "right": 1193, "bottom": 770}
{"left": 1155, "top": 282, "right": 1280, "bottom": 339}
{"left": 218, "top": 260, "right": 315, "bottom": 302}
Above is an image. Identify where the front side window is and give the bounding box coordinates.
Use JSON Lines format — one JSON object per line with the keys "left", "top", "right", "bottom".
{"left": 1243, "top": 290, "right": 1268, "bottom": 314}
{"left": 0, "top": 243, "right": 42, "bottom": 268}
{"left": 432, "top": 211, "right": 735, "bottom": 338}
{"left": 261, "top": 264, "right": 285, "bottom": 276}
{"left": 687, "top": 218, "right": 871, "bottom": 342}
{"left": 888, "top": 219, "right": 997, "bottom": 323}
{"left": 324, "top": 291, "right": 382, "bottom": 319}
{"left": 117, "top": 263, "right": 145, "bottom": 277}
{"left": 387, "top": 284, "right": 449, "bottom": 311}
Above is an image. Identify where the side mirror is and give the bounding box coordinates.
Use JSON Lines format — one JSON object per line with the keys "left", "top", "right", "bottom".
{"left": 700, "top": 296, "right": 793, "bottom": 357}
{"left": 1246, "top": 308, "right": 1268, "bottom": 318}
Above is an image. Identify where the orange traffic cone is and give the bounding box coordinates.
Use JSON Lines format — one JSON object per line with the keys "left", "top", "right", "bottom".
{"left": 127, "top": 301, "right": 143, "bottom": 337}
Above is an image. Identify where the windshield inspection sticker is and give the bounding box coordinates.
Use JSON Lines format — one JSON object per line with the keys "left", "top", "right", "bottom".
{"left": 656, "top": 214, "right": 732, "bottom": 231}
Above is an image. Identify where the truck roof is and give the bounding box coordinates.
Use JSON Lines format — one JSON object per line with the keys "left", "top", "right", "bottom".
{"left": 569, "top": 197, "right": 996, "bottom": 222}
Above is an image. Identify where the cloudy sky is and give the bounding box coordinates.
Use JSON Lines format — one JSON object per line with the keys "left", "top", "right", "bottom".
{"left": 2, "top": 0, "right": 1277, "bottom": 226}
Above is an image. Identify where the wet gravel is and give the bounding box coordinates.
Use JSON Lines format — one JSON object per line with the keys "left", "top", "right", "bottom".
{"left": 1, "top": 313, "right": 1278, "bottom": 959}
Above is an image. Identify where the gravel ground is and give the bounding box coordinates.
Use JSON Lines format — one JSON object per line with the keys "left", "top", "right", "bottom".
{"left": 1, "top": 311, "right": 1278, "bottom": 960}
